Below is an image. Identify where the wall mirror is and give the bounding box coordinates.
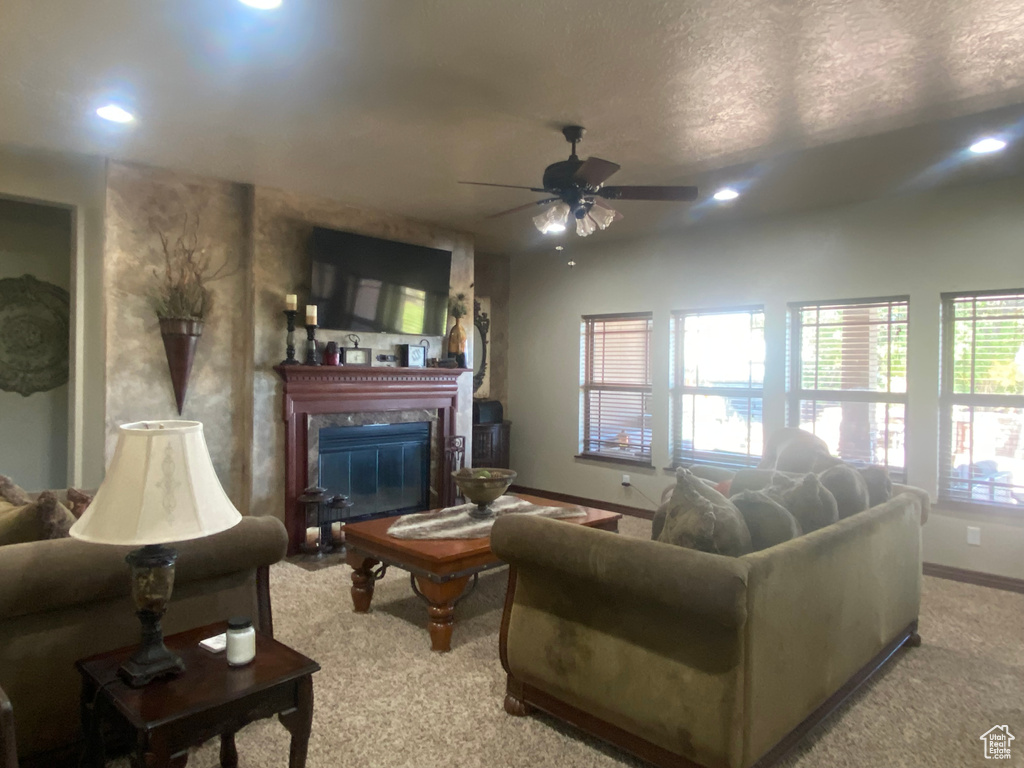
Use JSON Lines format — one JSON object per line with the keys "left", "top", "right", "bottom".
{"left": 473, "top": 297, "right": 490, "bottom": 396}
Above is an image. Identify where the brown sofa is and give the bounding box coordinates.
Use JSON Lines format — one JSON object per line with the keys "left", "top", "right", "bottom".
{"left": 491, "top": 489, "right": 928, "bottom": 768}
{"left": 0, "top": 515, "right": 288, "bottom": 768}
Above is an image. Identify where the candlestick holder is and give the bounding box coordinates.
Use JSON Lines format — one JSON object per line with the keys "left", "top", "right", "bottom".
{"left": 304, "top": 324, "right": 320, "bottom": 365}
{"left": 281, "top": 310, "right": 299, "bottom": 365}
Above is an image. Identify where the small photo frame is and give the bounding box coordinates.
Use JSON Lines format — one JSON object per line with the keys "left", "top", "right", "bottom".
{"left": 340, "top": 347, "right": 372, "bottom": 366}
{"left": 398, "top": 344, "right": 426, "bottom": 368}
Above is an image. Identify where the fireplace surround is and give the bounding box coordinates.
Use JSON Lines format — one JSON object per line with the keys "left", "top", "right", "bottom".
{"left": 275, "top": 365, "right": 467, "bottom": 554}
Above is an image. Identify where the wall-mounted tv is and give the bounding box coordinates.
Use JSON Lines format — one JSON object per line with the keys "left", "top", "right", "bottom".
{"left": 309, "top": 227, "right": 452, "bottom": 336}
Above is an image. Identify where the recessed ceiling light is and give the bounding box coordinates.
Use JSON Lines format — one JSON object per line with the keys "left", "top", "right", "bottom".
{"left": 96, "top": 104, "right": 134, "bottom": 123}
{"left": 567, "top": 260, "right": 576, "bottom": 268}
{"left": 969, "top": 137, "right": 1007, "bottom": 154}
{"left": 555, "top": 245, "right": 564, "bottom": 251}
{"left": 713, "top": 188, "right": 740, "bottom": 201}
{"left": 239, "top": 0, "right": 282, "bottom": 8}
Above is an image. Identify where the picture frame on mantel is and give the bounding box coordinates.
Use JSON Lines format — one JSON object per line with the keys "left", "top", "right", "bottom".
{"left": 398, "top": 344, "right": 426, "bottom": 368}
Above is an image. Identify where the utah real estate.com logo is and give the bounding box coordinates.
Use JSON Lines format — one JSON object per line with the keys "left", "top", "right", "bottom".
{"left": 980, "top": 725, "right": 1015, "bottom": 760}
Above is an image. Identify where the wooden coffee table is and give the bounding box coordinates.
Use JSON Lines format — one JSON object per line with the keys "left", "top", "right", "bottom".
{"left": 77, "top": 622, "right": 320, "bottom": 768}
{"left": 344, "top": 494, "right": 621, "bottom": 652}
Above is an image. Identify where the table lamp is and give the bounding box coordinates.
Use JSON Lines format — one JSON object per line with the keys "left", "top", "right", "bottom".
{"left": 70, "top": 420, "right": 242, "bottom": 687}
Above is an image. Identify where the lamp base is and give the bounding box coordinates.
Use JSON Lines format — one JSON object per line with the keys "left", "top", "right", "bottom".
{"left": 121, "top": 545, "right": 186, "bottom": 687}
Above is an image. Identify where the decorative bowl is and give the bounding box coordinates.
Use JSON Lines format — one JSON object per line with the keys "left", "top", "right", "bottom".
{"left": 452, "top": 467, "right": 518, "bottom": 518}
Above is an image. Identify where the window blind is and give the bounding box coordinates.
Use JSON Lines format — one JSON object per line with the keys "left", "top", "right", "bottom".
{"left": 939, "top": 291, "right": 1024, "bottom": 507}
{"left": 580, "top": 313, "right": 653, "bottom": 464}
{"left": 788, "top": 297, "right": 908, "bottom": 476}
{"left": 672, "top": 308, "right": 764, "bottom": 469}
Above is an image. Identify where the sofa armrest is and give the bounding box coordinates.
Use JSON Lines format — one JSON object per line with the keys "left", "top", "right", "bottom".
{"left": 491, "top": 515, "right": 749, "bottom": 628}
{"left": 0, "top": 515, "right": 287, "bottom": 621}
{"left": 0, "top": 683, "right": 15, "bottom": 768}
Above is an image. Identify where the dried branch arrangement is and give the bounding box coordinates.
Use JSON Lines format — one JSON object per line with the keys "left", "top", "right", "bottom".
{"left": 150, "top": 207, "right": 234, "bottom": 321}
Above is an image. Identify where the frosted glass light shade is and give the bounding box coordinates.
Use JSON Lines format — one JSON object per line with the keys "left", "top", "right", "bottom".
{"left": 71, "top": 421, "right": 242, "bottom": 546}
{"left": 533, "top": 202, "right": 570, "bottom": 234}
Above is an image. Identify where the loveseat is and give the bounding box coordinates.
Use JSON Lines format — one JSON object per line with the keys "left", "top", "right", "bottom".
{"left": 0, "top": 515, "right": 288, "bottom": 768}
{"left": 491, "top": 488, "right": 928, "bottom": 768}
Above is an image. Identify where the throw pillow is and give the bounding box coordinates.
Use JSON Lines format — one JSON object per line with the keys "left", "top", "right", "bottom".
{"left": 731, "top": 490, "right": 802, "bottom": 551}
{"left": 859, "top": 465, "right": 893, "bottom": 508}
{"left": 0, "top": 491, "right": 77, "bottom": 546}
{"left": 729, "top": 469, "right": 796, "bottom": 497}
{"left": 758, "top": 428, "right": 836, "bottom": 473}
{"left": 653, "top": 468, "right": 752, "bottom": 556}
{"left": 66, "top": 487, "right": 94, "bottom": 518}
{"left": 0, "top": 475, "right": 30, "bottom": 505}
{"left": 818, "top": 463, "right": 870, "bottom": 519}
{"left": 767, "top": 472, "right": 838, "bottom": 534}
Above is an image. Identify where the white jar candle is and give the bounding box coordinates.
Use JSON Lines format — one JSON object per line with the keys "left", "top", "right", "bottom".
{"left": 226, "top": 616, "right": 256, "bottom": 666}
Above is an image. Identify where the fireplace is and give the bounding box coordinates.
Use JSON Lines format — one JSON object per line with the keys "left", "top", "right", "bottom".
{"left": 318, "top": 422, "right": 431, "bottom": 520}
{"left": 276, "top": 365, "right": 467, "bottom": 554}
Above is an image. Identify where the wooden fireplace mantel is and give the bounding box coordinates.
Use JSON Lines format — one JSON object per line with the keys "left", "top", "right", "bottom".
{"left": 275, "top": 365, "right": 470, "bottom": 554}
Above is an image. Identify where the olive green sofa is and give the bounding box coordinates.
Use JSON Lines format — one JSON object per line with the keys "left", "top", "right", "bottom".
{"left": 0, "top": 515, "right": 288, "bottom": 768}
{"left": 491, "top": 489, "right": 928, "bottom": 768}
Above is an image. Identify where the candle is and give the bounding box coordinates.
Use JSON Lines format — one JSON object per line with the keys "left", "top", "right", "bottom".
{"left": 306, "top": 304, "right": 317, "bottom": 325}
{"left": 286, "top": 293, "right": 297, "bottom": 312}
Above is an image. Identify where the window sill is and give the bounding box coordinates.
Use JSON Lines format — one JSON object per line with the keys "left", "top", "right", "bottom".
{"left": 574, "top": 453, "right": 655, "bottom": 469}
{"left": 935, "top": 498, "right": 1023, "bottom": 518}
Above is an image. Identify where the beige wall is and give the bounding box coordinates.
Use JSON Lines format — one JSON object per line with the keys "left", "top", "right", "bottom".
{"left": 474, "top": 253, "right": 510, "bottom": 408}
{"left": 0, "top": 199, "right": 72, "bottom": 489}
{"left": 508, "top": 175, "right": 1024, "bottom": 578}
{"left": 101, "top": 161, "right": 474, "bottom": 519}
{"left": 0, "top": 146, "right": 107, "bottom": 489}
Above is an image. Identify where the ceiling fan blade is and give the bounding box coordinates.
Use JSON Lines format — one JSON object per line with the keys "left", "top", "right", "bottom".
{"left": 598, "top": 185, "right": 699, "bottom": 202}
{"left": 459, "top": 181, "right": 549, "bottom": 193}
{"left": 572, "top": 157, "right": 621, "bottom": 187}
{"left": 485, "top": 198, "right": 560, "bottom": 219}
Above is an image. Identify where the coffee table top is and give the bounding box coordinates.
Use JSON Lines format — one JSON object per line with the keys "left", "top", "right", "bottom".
{"left": 76, "top": 622, "right": 320, "bottom": 730}
{"left": 344, "top": 494, "right": 621, "bottom": 578}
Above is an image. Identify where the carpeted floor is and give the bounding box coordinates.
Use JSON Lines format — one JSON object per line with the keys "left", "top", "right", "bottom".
{"left": 125, "top": 516, "right": 1024, "bottom": 767}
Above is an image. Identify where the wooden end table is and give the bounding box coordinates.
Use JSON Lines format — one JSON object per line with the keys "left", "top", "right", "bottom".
{"left": 344, "top": 494, "right": 621, "bottom": 652}
{"left": 76, "top": 622, "right": 320, "bottom": 768}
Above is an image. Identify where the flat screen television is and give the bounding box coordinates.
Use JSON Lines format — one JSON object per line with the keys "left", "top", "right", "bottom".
{"left": 309, "top": 227, "right": 452, "bottom": 336}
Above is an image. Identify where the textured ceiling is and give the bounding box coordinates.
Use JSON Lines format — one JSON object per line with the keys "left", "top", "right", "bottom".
{"left": 2, "top": 0, "right": 1024, "bottom": 253}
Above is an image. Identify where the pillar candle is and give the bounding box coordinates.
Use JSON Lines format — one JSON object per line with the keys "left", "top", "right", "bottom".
{"left": 306, "top": 304, "right": 317, "bottom": 325}
{"left": 286, "top": 293, "right": 298, "bottom": 311}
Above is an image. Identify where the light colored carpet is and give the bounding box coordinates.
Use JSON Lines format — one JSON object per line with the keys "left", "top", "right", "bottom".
{"left": 120, "top": 516, "right": 1024, "bottom": 767}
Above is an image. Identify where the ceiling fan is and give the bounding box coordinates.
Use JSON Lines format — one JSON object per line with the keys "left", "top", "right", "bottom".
{"left": 460, "top": 126, "right": 698, "bottom": 237}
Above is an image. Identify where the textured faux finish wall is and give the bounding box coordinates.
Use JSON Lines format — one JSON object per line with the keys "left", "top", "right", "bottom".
{"left": 474, "top": 253, "right": 510, "bottom": 410}
{"left": 249, "top": 186, "right": 474, "bottom": 519}
{"left": 103, "top": 163, "right": 250, "bottom": 505}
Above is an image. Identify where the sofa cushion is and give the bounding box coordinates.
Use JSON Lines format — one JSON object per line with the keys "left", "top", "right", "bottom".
{"left": 860, "top": 465, "right": 893, "bottom": 508}
{"left": 731, "top": 490, "right": 802, "bottom": 551}
{"left": 0, "top": 476, "right": 30, "bottom": 506}
{"left": 767, "top": 472, "right": 838, "bottom": 534}
{"left": 0, "top": 492, "right": 76, "bottom": 546}
{"left": 818, "top": 463, "right": 871, "bottom": 519}
{"left": 654, "top": 469, "right": 752, "bottom": 556}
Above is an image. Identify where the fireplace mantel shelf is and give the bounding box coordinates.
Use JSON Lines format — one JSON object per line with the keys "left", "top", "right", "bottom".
{"left": 275, "top": 364, "right": 470, "bottom": 553}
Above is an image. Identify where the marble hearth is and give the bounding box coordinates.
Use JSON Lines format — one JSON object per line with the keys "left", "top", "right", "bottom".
{"left": 276, "top": 365, "right": 467, "bottom": 554}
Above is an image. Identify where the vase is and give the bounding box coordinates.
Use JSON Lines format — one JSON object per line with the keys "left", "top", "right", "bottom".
{"left": 159, "top": 318, "right": 203, "bottom": 414}
{"left": 448, "top": 316, "right": 467, "bottom": 367}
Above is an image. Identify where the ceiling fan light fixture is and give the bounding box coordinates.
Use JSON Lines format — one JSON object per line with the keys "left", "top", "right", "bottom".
{"left": 575, "top": 215, "right": 597, "bottom": 237}
{"left": 588, "top": 200, "right": 617, "bottom": 230}
{"left": 533, "top": 202, "right": 570, "bottom": 234}
{"left": 713, "top": 187, "right": 740, "bottom": 201}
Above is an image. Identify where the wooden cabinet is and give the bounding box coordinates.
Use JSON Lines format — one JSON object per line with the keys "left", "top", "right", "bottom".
{"left": 472, "top": 422, "right": 511, "bottom": 468}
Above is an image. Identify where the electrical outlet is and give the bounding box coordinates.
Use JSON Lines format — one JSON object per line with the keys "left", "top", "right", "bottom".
{"left": 621, "top": 474, "right": 631, "bottom": 487}
{"left": 967, "top": 526, "right": 981, "bottom": 546}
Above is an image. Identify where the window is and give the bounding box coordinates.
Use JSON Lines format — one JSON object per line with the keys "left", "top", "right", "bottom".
{"left": 788, "top": 297, "right": 908, "bottom": 477}
{"left": 940, "top": 291, "right": 1024, "bottom": 507}
{"left": 579, "top": 313, "right": 653, "bottom": 465}
{"left": 671, "top": 308, "right": 765, "bottom": 469}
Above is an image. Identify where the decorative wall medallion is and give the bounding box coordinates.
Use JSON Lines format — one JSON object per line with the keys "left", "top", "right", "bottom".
{"left": 0, "top": 274, "right": 70, "bottom": 396}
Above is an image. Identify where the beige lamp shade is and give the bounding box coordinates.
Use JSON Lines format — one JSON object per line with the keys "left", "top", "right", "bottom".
{"left": 70, "top": 420, "right": 242, "bottom": 546}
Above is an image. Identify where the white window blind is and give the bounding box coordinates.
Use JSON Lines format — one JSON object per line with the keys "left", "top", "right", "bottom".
{"left": 579, "top": 313, "right": 653, "bottom": 464}
{"left": 940, "top": 291, "right": 1024, "bottom": 507}
{"left": 788, "top": 297, "right": 908, "bottom": 476}
{"left": 672, "top": 308, "right": 764, "bottom": 469}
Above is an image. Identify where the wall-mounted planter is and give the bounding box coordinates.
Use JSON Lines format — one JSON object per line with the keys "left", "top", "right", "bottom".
{"left": 159, "top": 318, "right": 203, "bottom": 414}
